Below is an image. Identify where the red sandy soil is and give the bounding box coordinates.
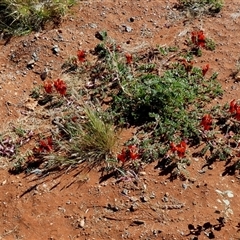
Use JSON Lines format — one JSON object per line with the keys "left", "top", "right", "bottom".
{"left": 0, "top": 0, "right": 240, "bottom": 239}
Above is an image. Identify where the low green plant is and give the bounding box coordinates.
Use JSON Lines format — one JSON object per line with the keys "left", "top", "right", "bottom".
{"left": 205, "top": 38, "right": 216, "bottom": 51}
{"left": 192, "top": 102, "right": 240, "bottom": 169}
{"left": 110, "top": 53, "right": 221, "bottom": 142}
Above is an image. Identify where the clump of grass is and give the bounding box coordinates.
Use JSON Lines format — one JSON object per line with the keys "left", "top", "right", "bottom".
{"left": 68, "top": 105, "right": 118, "bottom": 164}
{"left": 0, "top": 0, "right": 76, "bottom": 36}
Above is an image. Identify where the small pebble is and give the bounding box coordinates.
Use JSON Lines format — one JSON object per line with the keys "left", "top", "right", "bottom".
{"left": 235, "top": 75, "right": 240, "bottom": 81}
{"left": 52, "top": 45, "right": 60, "bottom": 55}
{"left": 162, "top": 197, "right": 168, "bottom": 202}
{"left": 125, "top": 25, "right": 132, "bottom": 32}
{"left": 139, "top": 171, "right": 146, "bottom": 176}
{"left": 27, "top": 59, "right": 35, "bottom": 69}
{"left": 129, "top": 17, "right": 135, "bottom": 22}
{"left": 121, "top": 189, "right": 128, "bottom": 195}
{"left": 140, "top": 196, "right": 149, "bottom": 202}
{"left": 79, "top": 219, "right": 85, "bottom": 228}
{"left": 89, "top": 23, "right": 97, "bottom": 28}
{"left": 129, "top": 204, "right": 138, "bottom": 212}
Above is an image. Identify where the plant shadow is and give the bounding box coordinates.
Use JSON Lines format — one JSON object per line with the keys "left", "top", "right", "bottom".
{"left": 186, "top": 217, "right": 225, "bottom": 239}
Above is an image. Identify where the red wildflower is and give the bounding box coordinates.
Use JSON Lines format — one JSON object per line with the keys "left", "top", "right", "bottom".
{"left": 235, "top": 104, "right": 240, "bottom": 121}
{"left": 128, "top": 145, "right": 140, "bottom": 160}
{"left": 43, "top": 80, "right": 53, "bottom": 94}
{"left": 197, "top": 31, "right": 205, "bottom": 47}
{"left": 54, "top": 78, "right": 67, "bottom": 96}
{"left": 191, "top": 30, "right": 205, "bottom": 48}
{"left": 170, "top": 142, "right": 177, "bottom": 152}
{"left": 117, "top": 145, "right": 140, "bottom": 163}
{"left": 200, "top": 114, "right": 213, "bottom": 131}
{"left": 117, "top": 148, "right": 127, "bottom": 163}
{"left": 202, "top": 64, "right": 209, "bottom": 76}
{"left": 77, "top": 50, "right": 86, "bottom": 62}
{"left": 37, "top": 136, "right": 53, "bottom": 153}
{"left": 125, "top": 53, "right": 133, "bottom": 64}
{"left": 229, "top": 99, "right": 236, "bottom": 114}
{"left": 229, "top": 99, "right": 240, "bottom": 120}
{"left": 176, "top": 141, "right": 187, "bottom": 158}
{"left": 170, "top": 141, "right": 187, "bottom": 158}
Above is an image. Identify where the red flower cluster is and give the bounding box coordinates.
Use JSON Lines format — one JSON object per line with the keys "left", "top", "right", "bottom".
{"left": 170, "top": 140, "right": 187, "bottom": 158}
{"left": 43, "top": 79, "right": 67, "bottom": 96}
{"left": 200, "top": 114, "right": 213, "bottom": 131}
{"left": 191, "top": 30, "right": 206, "bottom": 48}
{"left": 35, "top": 136, "right": 53, "bottom": 153}
{"left": 54, "top": 79, "right": 67, "bottom": 96}
{"left": 202, "top": 64, "right": 210, "bottom": 76}
{"left": 44, "top": 80, "right": 53, "bottom": 94}
{"left": 117, "top": 145, "right": 140, "bottom": 163}
{"left": 77, "top": 50, "right": 86, "bottom": 62}
{"left": 125, "top": 53, "right": 133, "bottom": 64}
{"left": 229, "top": 99, "right": 240, "bottom": 120}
